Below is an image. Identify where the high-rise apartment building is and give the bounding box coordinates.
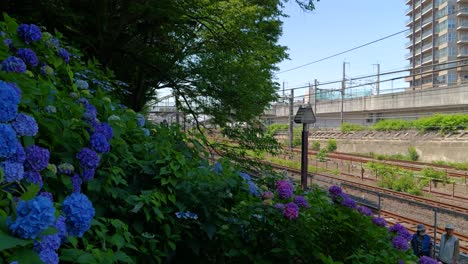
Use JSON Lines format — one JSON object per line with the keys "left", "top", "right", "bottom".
{"left": 405, "top": 0, "right": 468, "bottom": 88}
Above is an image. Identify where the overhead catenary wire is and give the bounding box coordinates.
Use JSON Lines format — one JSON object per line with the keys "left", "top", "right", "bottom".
{"left": 277, "top": 5, "right": 465, "bottom": 75}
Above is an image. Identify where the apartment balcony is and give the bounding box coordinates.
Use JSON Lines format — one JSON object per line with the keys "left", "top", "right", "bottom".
{"left": 406, "top": 5, "right": 414, "bottom": 15}
{"left": 457, "top": 33, "right": 468, "bottom": 43}
{"left": 421, "top": 30, "right": 433, "bottom": 41}
{"left": 457, "top": 6, "right": 468, "bottom": 16}
{"left": 421, "top": 16, "right": 432, "bottom": 27}
{"left": 457, "top": 48, "right": 468, "bottom": 57}
{"left": 421, "top": 42, "right": 433, "bottom": 52}
{"left": 421, "top": 5, "right": 432, "bottom": 16}
{"left": 458, "top": 0, "right": 468, "bottom": 3}
{"left": 422, "top": 55, "right": 433, "bottom": 65}
{"left": 457, "top": 20, "right": 468, "bottom": 30}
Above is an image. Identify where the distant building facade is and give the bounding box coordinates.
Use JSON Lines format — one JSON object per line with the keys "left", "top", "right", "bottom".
{"left": 406, "top": 0, "right": 468, "bottom": 88}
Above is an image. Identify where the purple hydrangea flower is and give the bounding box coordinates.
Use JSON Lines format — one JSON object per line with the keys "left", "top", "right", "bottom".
{"left": 62, "top": 193, "right": 95, "bottom": 237}
{"left": 23, "top": 170, "right": 43, "bottom": 188}
{"left": 357, "top": 206, "right": 373, "bottom": 216}
{"left": 418, "top": 256, "right": 438, "bottom": 264}
{"left": 328, "top": 185, "right": 342, "bottom": 197}
{"left": 0, "top": 81, "right": 21, "bottom": 122}
{"left": 1, "top": 56, "right": 27, "bottom": 73}
{"left": 71, "top": 174, "right": 82, "bottom": 192}
{"left": 283, "top": 202, "right": 299, "bottom": 220}
{"left": 340, "top": 193, "right": 357, "bottom": 209}
{"left": 8, "top": 196, "right": 55, "bottom": 239}
{"left": 38, "top": 249, "right": 58, "bottom": 264}
{"left": 90, "top": 133, "right": 110, "bottom": 153}
{"left": 16, "top": 48, "right": 39, "bottom": 67}
{"left": 57, "top": 163, "right": 74, "bottom": 175}
{"left": 293, "top": 195, "right": 310, "bottom": 208}
{"left": 0, "top": 124, "right": 18, "bottom": 158}
{"left": 371, "top": 217, "right": 387, "bottom": 227}
{"left": 94, "top": 122, "right": 113, "bottom": 141}
{"left": 25, "top": 146, "right": 50, "bottom": 172}
{"left": 1, "top": 162, "right": 24, "bottom": 182}
{"left": 274, "top": 203, "right": 285, "bottom": 210}
{"left": 12, "top": 113, "right": 38, "bottom": 136}
{"left": 17, "top": 24, "right": 42, "bottom": 44}
{"left": 388, "top": 223, "right": 412, "bottom": 241}
{"left": 4, "top": 38, "right": 12, "bottom": 49}
{"left": 81, "top": 168, "right": 95, "bottom": 182}
{"left": 46, "top": 38, "right": 60, "bottom": 49}
{"left": 57, "top": 48, "right": 70, "bottom": 63}
{"left": 392, "top": 235, "right": 410, "bottom": 251}
{"left": 76, "top": 147, "right": 100, "bottom": 169}
{"left": 39, "top": 192, "right": 53, "bottom": 202}
{"left": 7, "top": 142, "right": 26, "bottom": 163}
{"left": 276, "top": 180, "right": 293, "bottom": 199}
{"left": 261, "top": 191, "right": 274, "bottom": 200}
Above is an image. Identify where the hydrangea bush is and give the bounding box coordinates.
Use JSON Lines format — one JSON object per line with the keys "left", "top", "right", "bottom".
{"left": 0, "top": 14, "right": 419, "bottom": 264}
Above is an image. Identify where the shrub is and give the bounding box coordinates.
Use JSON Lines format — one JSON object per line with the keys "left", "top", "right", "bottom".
{"left": 326, "top": 139, "right": 337, "bottom": 152}
{"left": 266, "top": 123, "right": 288, "bottom": 136}
{"left": 340, "top": 122, "right": 365, "bottom": 132}
{"left": 311, "top": 141, "right": 320, "bottom": 151}
{"left": 408, "top": 147, "right": 419, "bottom": 161}
{"left": 371, "top": 119, "right": 413, "bottom": 131}
{"left": 316, "top": 149, "right": 328, "bottom": 162}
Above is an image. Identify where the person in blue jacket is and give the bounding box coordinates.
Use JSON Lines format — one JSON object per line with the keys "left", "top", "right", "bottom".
{"left": 411, "top": 224, "right": 433, "bottom": 258}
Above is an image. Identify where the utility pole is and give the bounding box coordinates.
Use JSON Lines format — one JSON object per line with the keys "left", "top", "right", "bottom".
{"left": 282, "top": 82, "right": 285, "bottom": 100}
{"left": 314, "top": 79, "right": 318, "bottom": 115}
{"left": 341, "top": 62, "right": 346, "bottom": 125}
{"left": 288, "top": 89, "right": 294, "bottom": 151}
{"left": 374, "top": 64, "right": 380, "bottom": 95}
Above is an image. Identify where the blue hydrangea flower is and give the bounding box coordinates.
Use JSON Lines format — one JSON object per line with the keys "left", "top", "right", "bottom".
{"left": 1, "top": 162, "right": 24, "bottom": 182}
{"left": 0, "top": 81, "right": 21, "bottom": 122}
{"left": 46, "top": 38, "right": 59, "bottom": 49}
{"left": 0, "top": 124, "right": 18, "bottom": 158}
{"left": 58, "top": 163, "right": 74, "bottom": 175}
{"left": 136, "top": 114, "right": 145, "bottom": 127}
{"left": 8, "top": 196, "right": 55, "bottom": 239}
{"left": 4, "top": 38, "right": 12, "bottom": 49}
{"left": 392, "top": 235, "right": 410, "bottom": 251}
{"left": 25, "top": 145, "right": 50, "bottom": 172}
{"left": 76, "top": 147, "right": 100, "bottom": 169}
{"left": 293, "top": 195, "right": 309, "bottom": 208}
{"left": 57, "top": 48, "right": 70, "bottom": 63}
{"left": 90, "top": 133, "right": 110, "bottom": 153}
{"left": 39, "top": 192, "right": 53, "bottom": 202}
{"left": 16, "top": 48, "right": 39, "bottom": 67}
{"left": 211, "top": 162, "right": 223, "bottom": 174}
{"left": 54, "top": 215, "right": 67, "bottom": 241}
{"left": 71, "top": 174, "right": 82, "bottom": 193}
{"left": 7, "top": 82, "right": 22, "bottom": 99}
{"left": 238, "top": 172, "right": 251, "bottom": 181}
{"left": 23, "top": 170, "right": 43, "bottom": 188}
{"left": 7, "top": 142, "right": 26, "bottom": 163}
{"left": 75, "top": 80, "right": 89, "bottom": 90}
{"left": 1, "top": 56, "right": 27, "bottom": 73}
{"left": 38, "top": 249, "right": 58, "bottom": 264}
{"left": 175, "top": 211, "right": 198, "bottom": 220}
{"left": 12, "top": 113, "right": 38, "bottom": 136}
{"left": 62, "top": 193, "right": 95, "bottom": 237}
{"left": 44, "top": 105, "right": 57, "bottom": 114}
{"left": 17, "top": 24, "right": 42, "bottom": 44}
{"left": 33, "top": 231, "right": 61, "bottom": 252}
{"left": 83, "top": 104, "right": 97, "bottom": 120}
{"left": 247, "top": 181, "right": 259, "bottom": 196}
{"left": 142, "top": 128, "right": 150, "bottom": 137}
{"left": 81, "top": 168, "right": 95, "bottom": 182}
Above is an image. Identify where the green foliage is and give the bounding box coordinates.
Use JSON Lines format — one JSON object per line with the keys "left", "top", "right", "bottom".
{"left": 414, "top": 114, "right": 468, "bottom": 133}
{"left": 317, "top": 149, "right": 328, "bottom": 162}
{"left": 326, "top": 139, "right": 337, "bottom": 152}
{"left": 421, "top": 167, "right": 450, "bottom": 183}
{"left": 340, "top": 122, "right": 365, "bottom": 133}
{"left": 311, "top": 141, "right": 321, "bottom": 151}
{"left": 432, "top": 160, "right": 468, "bottom": 171}
{"left": 266, "top": 123, "right": 288, "bottom": 136}
{"left": 371, "top": 119, "right": 414, "bottom": 131}
{"left": 407, "top": 147, "right": 419, "bottom": 161}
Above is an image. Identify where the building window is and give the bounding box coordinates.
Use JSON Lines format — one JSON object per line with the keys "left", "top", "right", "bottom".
{"left": 448, "top": 72, "right": 457, "bottom": 84}
{"left": 448, "top": 19, "right": 456, "bottom": 29}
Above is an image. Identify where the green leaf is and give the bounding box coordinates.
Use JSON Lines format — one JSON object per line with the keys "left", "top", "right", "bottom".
{"left": 110, "top": 234, "right": 125, "bottom": 250}
{"left": 0, "top": 230, "right": 32, "bottom": 251}
{"left": 11, "top": 248, "right": 41, "bottom": 264}
{"left": 20, "top": 184, "right": 40, "bottom": 201}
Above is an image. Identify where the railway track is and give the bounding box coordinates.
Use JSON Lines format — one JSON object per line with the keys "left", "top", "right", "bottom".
{"left": 266, "top": 161, "right": 468, "bottom": 255}
{"left": 268, "top": 162, "right": 468, "bottom": 214}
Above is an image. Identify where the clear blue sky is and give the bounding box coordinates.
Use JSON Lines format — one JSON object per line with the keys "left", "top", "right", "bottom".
{"left": 276, "top": 0, "right": 408, "bottom": 97}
